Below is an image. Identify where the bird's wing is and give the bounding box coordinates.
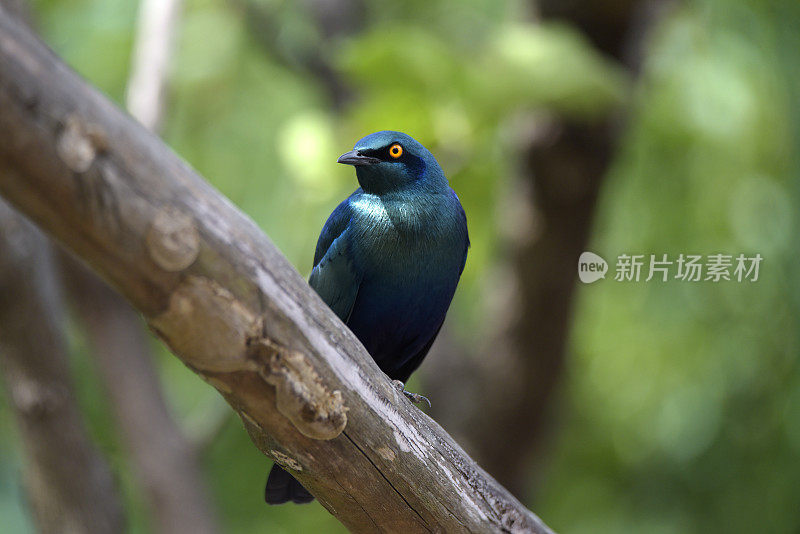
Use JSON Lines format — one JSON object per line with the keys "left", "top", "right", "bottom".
{"left": 313, "top": 192, "right": 359, "bottom": 268}
{"left": 309, "top": 198, "right": 361, "bottom": 322}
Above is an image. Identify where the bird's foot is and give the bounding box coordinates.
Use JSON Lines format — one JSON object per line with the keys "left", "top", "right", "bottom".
{"left": 392, "top": 380, "right": 431, "bottom": 408}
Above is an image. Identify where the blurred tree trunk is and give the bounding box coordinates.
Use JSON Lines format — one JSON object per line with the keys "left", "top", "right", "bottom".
{"left": 59, "top": 0, "right": 220, "bottom": 532}
{"left": 426, "top": 0, "right": 664, "bottom": 499}
{"left": 0, "top": 200, "right": 125, "bottom": 534}
{"left": 0, "top": 1, "right": 125, "bottom": 530}
{"left": 63, "top": 260, "right": 220, "bottom": 534}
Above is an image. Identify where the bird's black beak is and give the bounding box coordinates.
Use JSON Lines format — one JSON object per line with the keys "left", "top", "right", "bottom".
{"left": 337, "top": 149, "right": 380, "bottom": 166}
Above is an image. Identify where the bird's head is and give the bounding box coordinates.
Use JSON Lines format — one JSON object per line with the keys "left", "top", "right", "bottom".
{"left": 337, "top": 131, "right": 444, "bottom": 194}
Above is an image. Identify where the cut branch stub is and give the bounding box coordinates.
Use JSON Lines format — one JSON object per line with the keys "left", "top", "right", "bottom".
{"left": 56, "top": 114, "right": 106, "bottom": 173}
{"left": 146, "top": 206, "right": 200, "bottom": 272}
{"left": 249, "top": 336, "right": 348, "bottom": 440}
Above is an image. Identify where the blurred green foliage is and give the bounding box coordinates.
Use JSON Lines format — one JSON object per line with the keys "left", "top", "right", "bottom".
{"left": 0, "top": 0, "right": 797, "bottom": 532}
{"left": 541, "top": 2, "right": 800, "bottom": 533}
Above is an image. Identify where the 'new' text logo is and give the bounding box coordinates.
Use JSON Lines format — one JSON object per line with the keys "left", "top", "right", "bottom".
{"left": 578, "top": 252, "right": 608, "bottom": 283}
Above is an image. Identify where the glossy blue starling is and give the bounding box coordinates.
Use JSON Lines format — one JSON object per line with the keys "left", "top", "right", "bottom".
{"left": 265, "top": 131, "right": 469, "bottom": 504}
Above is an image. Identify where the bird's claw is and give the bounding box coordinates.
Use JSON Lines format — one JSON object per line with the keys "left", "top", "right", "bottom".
{"left": 392, "top": 380, "right": 431, "bottom": 408}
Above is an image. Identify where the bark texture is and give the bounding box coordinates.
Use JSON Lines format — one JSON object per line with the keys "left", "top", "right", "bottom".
{"left": 0, "top": 199, "right": 125, "bottom": 534}
{"left": 0, "top": 8, "right": 553, "bottom": 533}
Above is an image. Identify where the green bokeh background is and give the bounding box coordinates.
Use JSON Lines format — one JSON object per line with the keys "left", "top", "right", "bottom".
{"left": 1, "top": 0, "right": 798, "bottom": 532}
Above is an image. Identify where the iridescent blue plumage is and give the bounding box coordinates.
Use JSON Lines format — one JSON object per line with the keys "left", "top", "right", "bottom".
{"left": 265, "top": 131, "right": 469, "bottom": 505}
{"left": 311, "top": 131, "right": 469, "bottom": 381}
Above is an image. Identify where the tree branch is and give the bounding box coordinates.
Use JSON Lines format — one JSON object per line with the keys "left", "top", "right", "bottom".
{"left": 0, "top": 199, "right": 125, "bottom": 534}
{"left": 0, "top": 7, "right": 553, "bottom": 533}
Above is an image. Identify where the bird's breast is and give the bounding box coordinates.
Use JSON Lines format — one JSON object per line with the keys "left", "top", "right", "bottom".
{"left": 349, "top": 193, "right": 463, "bottom": 280}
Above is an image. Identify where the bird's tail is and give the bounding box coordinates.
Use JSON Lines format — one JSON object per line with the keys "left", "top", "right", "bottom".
{"left": 264, "top": 464, "right": 315, "bottom": 505}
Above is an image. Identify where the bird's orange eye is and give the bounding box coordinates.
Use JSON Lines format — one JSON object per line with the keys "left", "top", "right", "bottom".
{"left": 389, "top": 143, "right": 403, "bottom": 159}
